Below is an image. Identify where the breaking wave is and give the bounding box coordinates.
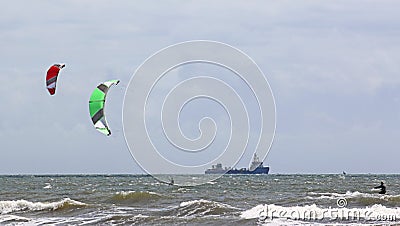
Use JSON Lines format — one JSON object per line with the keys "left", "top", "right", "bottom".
{"left": 241, "top": 203, "right": 400, "bottom": 224}
{"left": 307, "top": 191, "right": 400, "bottom": 206}
{"left": 0, "top": 198, "right": 86, "bottom": 214}
{"left": 111, "top": 191, "right": 165, "bottom": 203}
{"left": 0, "top": 215, "right": 30, "bottom": 223}
{"left": 167, "top": 199, "right": 239, "bottom": 217}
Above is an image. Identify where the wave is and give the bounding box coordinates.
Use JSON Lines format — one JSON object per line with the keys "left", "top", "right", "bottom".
{"left": 308, "top": 191, "right": 400, "bottom": 199}
{"left": 241, "top": 203, "right": 400, "bottom": 224}
{"left": 0, "top": 215, "right": 30, "bottom": 223}
{"left": 43, "top": 183, "right": 52, "bottom": 189}
{"left": 307, "top": 191, "right": 400, "bottom": 205}
{"left": 168, "top": 199, "right": 239, "bottom": 217}
{"left": 0, "top": 198, "right": 86, "bottom": 214}
{"left": 111, "top": 191, "right": 165, "bottom": 203}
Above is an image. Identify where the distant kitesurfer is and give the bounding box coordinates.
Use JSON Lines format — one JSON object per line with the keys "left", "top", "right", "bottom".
{"left": 374, "top": 181, "right": 386, "bottom": 194}
{"left": 169, "top": 177, "right": 174, "bottom": 186}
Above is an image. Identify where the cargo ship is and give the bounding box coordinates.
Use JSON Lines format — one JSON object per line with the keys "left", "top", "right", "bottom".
{"left": 205, "top": 154, "right": 269, "bottom": 174}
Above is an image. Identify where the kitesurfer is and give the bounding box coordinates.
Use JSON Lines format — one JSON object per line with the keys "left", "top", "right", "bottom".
{"left": 374, "top": 181, "right": 386, "bottom": 194}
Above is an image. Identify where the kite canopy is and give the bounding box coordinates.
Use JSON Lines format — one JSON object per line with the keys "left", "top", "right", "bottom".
{"left": 89, "top": 80, "right": 120, "bottom": 136}
{"left": 46, "top": 64, "right": 65, "bottom": 95}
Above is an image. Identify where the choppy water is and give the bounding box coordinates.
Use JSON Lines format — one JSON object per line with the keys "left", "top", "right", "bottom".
{"left": 0, "top": 174, "right": 399, "bottom": 225}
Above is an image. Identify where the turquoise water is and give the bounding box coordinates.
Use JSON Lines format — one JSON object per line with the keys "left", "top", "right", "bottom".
{"left": 0, "top": 174, "right": 399, "bottom": 225}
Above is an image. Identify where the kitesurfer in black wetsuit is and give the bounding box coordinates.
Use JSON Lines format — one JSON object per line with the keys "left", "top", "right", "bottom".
{"left": 374, "top": 181, "right": 386, "bottom": 194}
{"left": 169, "top": 177, "right": 174, "bottom": 185}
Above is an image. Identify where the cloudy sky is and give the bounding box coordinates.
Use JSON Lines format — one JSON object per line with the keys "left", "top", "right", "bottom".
{"left": 1, "top": 0, "right": 399, "bottom": 174}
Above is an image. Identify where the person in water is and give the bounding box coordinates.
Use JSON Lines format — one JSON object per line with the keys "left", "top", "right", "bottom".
{"left": 169, "top": 177, "right": 174, "bottom": 185}
{"left": 374, "top": 181, "right": 386, "bottom": 194}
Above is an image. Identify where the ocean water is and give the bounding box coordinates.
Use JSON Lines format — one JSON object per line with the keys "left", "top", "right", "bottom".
{"left": 0, "top": 174, "right": 399, "bottom": 225}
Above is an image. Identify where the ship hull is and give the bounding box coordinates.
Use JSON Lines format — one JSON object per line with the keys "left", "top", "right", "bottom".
{"left": 205, "top": 166, "right": 269, "bottom": 175}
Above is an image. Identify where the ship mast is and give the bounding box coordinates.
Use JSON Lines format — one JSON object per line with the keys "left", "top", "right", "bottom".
{"left": 253, "top": 153, "right": 260, "bottom": 163}
{"left": 250, "top": 153, "right": 262, "bottom": 171}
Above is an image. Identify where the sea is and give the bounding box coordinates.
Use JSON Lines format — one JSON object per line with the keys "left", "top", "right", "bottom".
{"left": 0, "top": 174, "right": 399, "bottom": 225}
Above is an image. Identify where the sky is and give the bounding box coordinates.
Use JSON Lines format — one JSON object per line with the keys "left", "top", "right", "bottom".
{"left": 0, "top": 0, "right": 399, "bottom": 174}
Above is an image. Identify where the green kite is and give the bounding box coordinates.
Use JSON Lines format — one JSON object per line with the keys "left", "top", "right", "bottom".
{"left": 89, "top": 80, "right": 119, "bottom": 136}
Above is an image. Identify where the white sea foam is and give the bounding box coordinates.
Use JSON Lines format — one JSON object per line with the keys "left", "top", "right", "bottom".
{"left": 0, "top": 215, "right": 30, "bottom": 223}
{"left": 133, "top": 214, "right": 150, "bottom": 219}
{"left": 0, "top": 198, "right": 86, "bottom": 214}
{"left": 179, "top": 199, "right": 235, "bottom": 209}
{"left": 180, "top": 199, "right": 211, "bottom": 207}
{"left": 307, "top": 191, "right": 400, "bottom": 201}
{"left": 177, "top": 199, "right": 239, "bottom": 217}
{"left": 241, "top": 203, "right": 400, "bottom": 223}
{"left": 115, "top": 190, "right": 159, "bottom": 196}
{"left": 114, "top": 190, "right": 164, "bottom": 199}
